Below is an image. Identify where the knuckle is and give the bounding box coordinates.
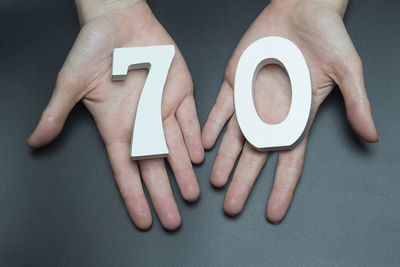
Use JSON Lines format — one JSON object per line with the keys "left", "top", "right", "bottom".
{"left": 342, "top": 54, "right": 363, "bottom": 75}
{"left": 41, "top": 108, "right": 63, "bottom": 126}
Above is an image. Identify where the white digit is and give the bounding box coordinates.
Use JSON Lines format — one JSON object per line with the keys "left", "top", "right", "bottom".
{"left": 112, "top": 45, "right": 175, "bottom": 160}
{"left": 234, "top": 36, "right": 312, "bottom": 151}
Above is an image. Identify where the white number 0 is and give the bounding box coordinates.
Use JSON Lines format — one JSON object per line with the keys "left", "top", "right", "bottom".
{"left": 112, "top": 45, "right": 175, "bottom": 160}
{"left": 234, "top": 36, "right": 312, "bottom": 151}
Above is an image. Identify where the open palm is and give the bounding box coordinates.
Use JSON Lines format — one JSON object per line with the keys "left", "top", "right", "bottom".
{"left": 202, "top": 1, "right": 378, "bottom": 223}
{"left": 27, "top": 2, "right": 204, "bottom": 230}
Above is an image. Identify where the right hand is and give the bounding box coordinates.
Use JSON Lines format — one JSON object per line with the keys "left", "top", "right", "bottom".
{"left": 27, "top": 0, "right": 204, "bottom": 231}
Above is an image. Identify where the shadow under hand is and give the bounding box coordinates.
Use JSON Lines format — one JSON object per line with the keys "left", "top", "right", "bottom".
{"left": 316, "top": 87, "right": 369, "bottom": 153}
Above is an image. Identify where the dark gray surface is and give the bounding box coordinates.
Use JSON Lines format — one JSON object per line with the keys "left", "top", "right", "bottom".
{"left": 1, "top": 0, "right": 399, "bottom": 266}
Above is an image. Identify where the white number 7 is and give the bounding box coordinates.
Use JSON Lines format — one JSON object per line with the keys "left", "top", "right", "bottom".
{"left": 112, "top": 45, "right": 175, "bottom": 160}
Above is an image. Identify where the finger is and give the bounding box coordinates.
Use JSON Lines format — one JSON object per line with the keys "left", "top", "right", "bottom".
{"left": 266, "top": 135, "right": 308, "bottom": 224}
{"left": 106, "top": 142, "right": 152, "bottom": 230}
{"left": 139, "top": 159, "right": 181, "bottom": 231}
{"left": 176, "top": 95, "right": 204, "bottom": 164}
{"left": 336, "top": 56, "right": 378, "bottom": 142}
{"left": 223, "top": 142, "right": 268, "bottom": 216}
{"left": 164, "top": 117, "right": 200, "bottom": 202}
{"left": 210, "top": 115, "right": 245, "bottom": 188}
{"left": 202, "top": 80, "right": 235, "bottom": 149}
{"left": 27, "top": 66, "right": 82, "bottom": 148}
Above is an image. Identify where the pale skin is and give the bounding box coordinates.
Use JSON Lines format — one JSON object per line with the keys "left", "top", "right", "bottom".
{"left": 27, "top": 0, "right": 378, "bottom": 230}
{"left": 202, "top": 0, "right": 378, "bottom": 223}
{"left": 27, "top": 0, "right": 204, "bottom": 231}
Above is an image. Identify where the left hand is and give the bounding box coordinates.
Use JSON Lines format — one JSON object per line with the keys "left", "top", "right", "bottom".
{"left": 202, "top": 0, "right": 378, "bottom": 223}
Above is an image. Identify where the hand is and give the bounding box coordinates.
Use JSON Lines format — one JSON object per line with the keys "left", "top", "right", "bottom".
{"left": 27, "top": 0, "right": 204, "bottom": 230}
{"left": 202, "top": 0, "right": 378, "bottom": 223}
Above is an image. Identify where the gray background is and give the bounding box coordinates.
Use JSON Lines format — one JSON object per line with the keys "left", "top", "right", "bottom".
{"left": 1, "top": 0, "right": 399, "bottom": 266}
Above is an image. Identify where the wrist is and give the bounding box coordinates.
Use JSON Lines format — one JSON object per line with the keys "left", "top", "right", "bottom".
{"left": 75, "top": 0, "right": 146, "bottom": 25}
{"left": 270, "top": 0, "right": 348, "bottom": 18}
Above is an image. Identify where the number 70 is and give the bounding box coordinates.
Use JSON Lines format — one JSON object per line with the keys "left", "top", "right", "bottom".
{"left": 112, "top": 36, "right": 311, "bottom": 160}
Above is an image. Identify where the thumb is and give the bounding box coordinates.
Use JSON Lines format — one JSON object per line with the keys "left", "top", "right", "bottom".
{"left": 27, "top": 67, "right": 81, "bottom": 148}
{"left": 336, "top": 56, "right": 378, "bottom": 143}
